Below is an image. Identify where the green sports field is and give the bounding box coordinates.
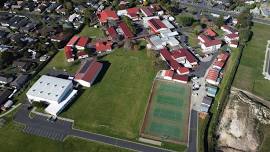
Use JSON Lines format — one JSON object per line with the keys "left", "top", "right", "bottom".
{"left": 141, "top": 79, "right": 191, "bottom": 144}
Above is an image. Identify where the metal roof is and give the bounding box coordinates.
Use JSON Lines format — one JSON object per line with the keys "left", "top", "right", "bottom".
{"left": 27, "top": 75, "right": 73, "bottom": 103}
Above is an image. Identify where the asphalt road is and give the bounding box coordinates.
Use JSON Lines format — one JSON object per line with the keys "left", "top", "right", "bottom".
{"left": 14, "top": 104, "right": 174, "bottom": 152}
{"left": 177, "top": 0, "right": 270, "bottom": 25}
{"left": 188, "top": 110, "right": 198, "bottom": 152}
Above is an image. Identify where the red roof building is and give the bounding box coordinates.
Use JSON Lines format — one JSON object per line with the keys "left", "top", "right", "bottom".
{"left": 161, "top": 70, "right": 174, "bottom": 80}
{"left": 76, "top": 37, "right": 89, "bottom": 50}
{"left": 119, "top": 22, "right": 134, "bottom": 38}
{"left": 160, "top": 48, "right": 192, "bottom": 74}
{"left": 98, "top": 9, "right": 119, "bottom": 24}
{"left": 221, "top": 25, "right": 238, "bottom": 34}
{"left": 127, "top": 7, "right": 140, "bottom": 20}
{"left": 217, "top": 52, "right": 230, "bottom": 62}
{"left": 96, "top": 41, "right": 112, "bottom": 53}
{"left": 172, "top": 48, "right": 198, "bottom": 66}
{"left": 74, "top": 58, "right": 103, "bottom": 87}
{"left": 206, "top": 68, "right": 220, "bottom": 86}
{"left": 66, "top": 35, "right": 80, "bottom": 47}
{"left": 64, "top": 46, "right": 74, "bottom": 62}
{"left": 172, "top": 74, "right": 188, "bottom": 84}
{"left": 106, "top": 26, "right": 118, "bottom": 40}
{"left": 203, "top": 39, "right": 222, "bottom": 47}
{"left": 198, "top": 34, "right": 211, "bottom": 43}
{"left": 204, "top": 28, "right": 217, "bottom": 37}
{"left": 140, "top": 7, "right": 154, "bottom": 17}
{"left": 212, "top": 60, "right": 225, "bottom": 70}
{"left": 229, "top": 40, "right": 238, "bottom": 48}
{"left": 147, "top": 18, "right": 167, "bottom": 33}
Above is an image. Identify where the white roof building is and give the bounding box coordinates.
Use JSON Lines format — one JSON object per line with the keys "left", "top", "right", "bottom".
{"left": 26, "top": 75, "right": 77, "bottom": 116}
{"left": 162, "top": 20, "right": 175, "bottom": 29}
{"left": 160, "top": 29, "right": 179, "bottom": 38}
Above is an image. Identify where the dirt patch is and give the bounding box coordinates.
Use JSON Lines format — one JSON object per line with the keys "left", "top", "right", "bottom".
{"left": 216, "top": 89, "right": 270, "bottom": 152}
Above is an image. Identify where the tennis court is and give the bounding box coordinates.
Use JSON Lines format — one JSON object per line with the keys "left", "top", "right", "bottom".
{"left": 140, "top": 79, "right": 191, "bottom": 144}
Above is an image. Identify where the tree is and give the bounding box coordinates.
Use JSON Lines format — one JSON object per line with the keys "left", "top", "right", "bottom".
{"left": 239, "top": 28, "right": 252, "bottom": 44}
{"left": 237, "top": 9, "right": 252, "bottom": 29}
{"left": 0, "top": 51, "right": 13, "bottom": 69}
{"left": 214, "top": 15, "right": 224, "bottom": 28}
{"left": 64, "top": 1, "right": 73, "bottom": 13}
{"left": 123, "top": 16, "right": 136, "bottom": 34}
{"left": 83, "top": 8, "right": 94, "bottom": 25}
{"left": 177, "top": 15, "right": 194, "bottom": 26}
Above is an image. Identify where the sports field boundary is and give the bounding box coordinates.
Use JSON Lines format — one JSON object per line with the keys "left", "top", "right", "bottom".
{"left": 140, "top": 78, "right": 192, "bottom": 145}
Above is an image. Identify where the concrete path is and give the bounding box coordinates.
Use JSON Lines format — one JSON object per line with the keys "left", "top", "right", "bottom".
{"left": 14, "top": 104, "right": 175, "bottom": 152}
{"left": 188, "top": 110, "right": 198, "bottom": 152}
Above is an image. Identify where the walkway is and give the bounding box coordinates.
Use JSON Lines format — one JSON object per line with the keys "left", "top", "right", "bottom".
{"left": 188, "top": 110, "right": 198, "bottom": 152}
{"left": 14, "top": 104, "right": 175, "bottom": 152}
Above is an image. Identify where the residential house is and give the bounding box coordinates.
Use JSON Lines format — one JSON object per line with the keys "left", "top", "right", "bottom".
{"left": 95, "top": 41, "right": 113, "bottom": 53}
{"left": 0, "top": 89, "right": 13, "bottom": 106}
{"left": 13, "top": 61, "right": 32, "bottom": 72}
{"left": 97, "top": 9, "right": 119, "bottom": 24}
{"left": 75, "top": 37, "right": 89, "bottom": 50}
{"left": 64, "top": 46, "right": 74, "bottom": 62}
{"left": 10, "top": 74, "right": 29, "bottom": 89}
{"left": 0, "top": 76, "right": 13, "bottom": 85}
{"left": 118, "top": 22, "right": 134, "bottom": 39}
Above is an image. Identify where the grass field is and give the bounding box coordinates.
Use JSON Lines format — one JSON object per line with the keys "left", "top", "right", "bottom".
{"left": 79, "top": 25, "right": 105, "bottom": 39}
{"left": 141, "top": 79, "right": 191, "bottom": 144}
{"left": 52, "top": 47, "right": 157, "bottom": 140}
{"left": 233, "top": 23, "right": 270, "bottom": 100}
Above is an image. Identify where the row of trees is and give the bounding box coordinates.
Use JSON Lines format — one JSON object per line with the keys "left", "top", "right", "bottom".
{"left": 237, "top": 9, "right": 253, "bottom": 44}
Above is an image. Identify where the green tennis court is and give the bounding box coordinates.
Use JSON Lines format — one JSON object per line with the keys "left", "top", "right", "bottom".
{"left": 141, "top": 79, "right": 191, "bottom": 144}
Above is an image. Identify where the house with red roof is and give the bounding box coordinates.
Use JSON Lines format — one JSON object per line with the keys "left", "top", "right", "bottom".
{"left": 171, "top": 48, "right": 198, "bottom": 68}
{"left": 140, "top": 7, "right": 154, "bottom": 17}
{"left": 74, "top": 58, "right": 103, "bottom": 87}
{"left": 97, "top": 9, "right": 119, "bottom": 24}
{"left": 217, "top": 52, "right": 230, "bottom": 62}
{"left": 206, "top": 68, "right": 220, "bottom": 86}
{"left": 229, "top": 40, "right": 238, "bottom": 48}
{"left": 118, "top": 22, "right": 134, "bottom": 38}
{"left": 212, "top": 60, "right": 225, "bottom": 70}
{"left": 106, "top": 26, "right": 118, "bottom": 41}
{"left": 224, "top": 33, "right": 239, "bottom": 43}
{"left": 64, "top": 46, "right": 74, "bottom": 62}
{"left": 126, "top": 7, "right": 140, "bottom": 21}
{"left": 204, "top": 28, "right": 217, "bottom": 37}
{"left": 221, "top": 25, "right": 238, "bottom": 34}
{"left": 66, "top": 35, "right": 80, "bottom": 47}
{"left": 147, "top": 18, "right": 167, "bottom": 33}
{"left": 95, "top": 41, "right": 112, "bottom": 53}
{"left": 75, "top": 36, "right": 89, "bottom": 50}
{"left": 198, "top": 34, "right": 222, "bottom": 53}
{"left": 198, "top": 34, "right": 211, "bottom": 43}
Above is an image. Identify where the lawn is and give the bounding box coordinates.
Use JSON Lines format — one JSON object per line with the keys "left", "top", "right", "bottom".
{"left": 79, "top": 25, "right": 105, "bottom": 39}
{"left": 40, "top": 49, "right": 81, "bottom": 75}
{"left": 0, "top": 119, "right": 129, "bottom": 152}
{"left": 55, "top": 48, "right": 157, "bottom": 139}
{"left": 233, "top": 23, "right": 270, "bottom": 100}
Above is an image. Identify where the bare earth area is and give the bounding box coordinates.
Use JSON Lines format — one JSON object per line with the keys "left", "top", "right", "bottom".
{"left": 217, "top": 89, "right": 270, "bottom": 152}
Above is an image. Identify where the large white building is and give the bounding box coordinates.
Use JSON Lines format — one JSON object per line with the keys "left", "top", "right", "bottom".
{"left": 26, "top": 75, "right": 77, "bottom": 116}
